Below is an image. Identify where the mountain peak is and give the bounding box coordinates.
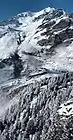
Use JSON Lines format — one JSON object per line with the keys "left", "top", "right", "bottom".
{"left": 0, "top": 7, "right": 73, "bottom": 140}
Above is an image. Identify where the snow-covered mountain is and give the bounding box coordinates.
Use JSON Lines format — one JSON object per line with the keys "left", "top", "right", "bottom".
{"left": 0, "top": 7, "right": 73, "bottom": 139}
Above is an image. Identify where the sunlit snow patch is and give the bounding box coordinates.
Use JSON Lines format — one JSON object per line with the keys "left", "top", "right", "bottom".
{"left": 58, "top": 100, "right": 73, "bottom": 116}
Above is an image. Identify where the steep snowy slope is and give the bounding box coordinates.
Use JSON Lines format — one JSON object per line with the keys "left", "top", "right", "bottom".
{"left": 0, "top": 7, "right": 73, "bottom": 140}
{"left": 0, "top": 72, "right": 73, "bottom": 140}
{"left": 0, "top": 7, "right": 72, "bottom": 86}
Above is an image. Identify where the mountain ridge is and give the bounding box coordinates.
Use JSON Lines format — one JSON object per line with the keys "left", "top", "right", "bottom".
{"left": 0, "top": 7, "right": 73, "bottom": 140}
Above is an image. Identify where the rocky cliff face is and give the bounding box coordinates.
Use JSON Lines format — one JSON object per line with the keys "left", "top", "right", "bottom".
{"left": 0, "top": 7, "right": 73, "bottom": 140}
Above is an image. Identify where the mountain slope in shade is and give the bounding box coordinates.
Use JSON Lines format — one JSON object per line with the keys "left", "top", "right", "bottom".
{"left": 0, "top": 7, "right": 73, "bottom": 140}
